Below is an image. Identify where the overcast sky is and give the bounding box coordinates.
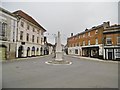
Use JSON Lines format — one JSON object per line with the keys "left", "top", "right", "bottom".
{"left": 1, "top": 2, "right": 118, "bottom": 45}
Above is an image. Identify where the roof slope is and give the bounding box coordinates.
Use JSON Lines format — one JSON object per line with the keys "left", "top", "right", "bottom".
{"left": 13, "top": 10, "right": 46, "bottom": 31}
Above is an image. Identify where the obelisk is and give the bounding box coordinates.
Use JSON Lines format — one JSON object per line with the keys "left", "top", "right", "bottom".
{"left": 45, "top": 31, "right": 72, "bottom": 65}
{"left": 55, "top": 31, "right": 63, "bottom": 61}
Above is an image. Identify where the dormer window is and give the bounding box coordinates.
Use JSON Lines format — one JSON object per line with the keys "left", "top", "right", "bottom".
{"left": 95, "top": 30, "right": 98, "bottom": 34}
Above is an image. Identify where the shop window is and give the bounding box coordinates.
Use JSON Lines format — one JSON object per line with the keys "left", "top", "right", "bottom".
{"left": 75, "top": 49, "right": 78, "bottom": 54}
{"left": 116, "top": 49, "right": 120, "bottom": 57}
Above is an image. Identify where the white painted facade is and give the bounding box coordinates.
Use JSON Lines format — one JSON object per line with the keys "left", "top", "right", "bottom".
{"left": 68, "top": 46, "right": 81, "bottom": 55}
{"left": 16, "top": 18, "right": 45, "bottom": 57}
{"left": 48, "top": 46, "right": 53, "bottom": 55}
{"left": 68, "top": 44, "right": 103, "bottom": 57}
{"left": 103, "top": 46, "right": 120, "bottom": 60}
{"left": 0, "top": 8, "right": 17, "bottom": 59}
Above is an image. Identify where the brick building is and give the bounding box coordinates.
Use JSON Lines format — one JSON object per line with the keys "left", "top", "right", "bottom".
{"left": 67, "top": 22, "right": 110, "bottom": 59}
{"left": 103, "top": 24, "right": 120, "bottom": 60}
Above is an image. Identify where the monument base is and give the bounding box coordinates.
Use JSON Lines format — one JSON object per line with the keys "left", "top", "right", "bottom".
{"left": 45, "top": 60, "right": 72, "bottom": 65}
{"left": 55, "top": 51, "right": 63, "bottom": 61}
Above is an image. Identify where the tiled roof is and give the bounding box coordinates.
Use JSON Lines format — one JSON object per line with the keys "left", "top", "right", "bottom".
{"left": 13, "top": 10, "right": 46, "bottom": 31}
{"left": 67, "top": 23, "right": 104, "bottom": 39}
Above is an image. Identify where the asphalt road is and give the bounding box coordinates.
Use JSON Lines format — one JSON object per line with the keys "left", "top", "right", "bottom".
{"left": 2, "top": 55, "right": 118, "bottom": 88}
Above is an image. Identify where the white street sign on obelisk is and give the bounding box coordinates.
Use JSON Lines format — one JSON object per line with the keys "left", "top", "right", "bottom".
{"left": 55, "top": 31, "right": 63, "bottom": 61}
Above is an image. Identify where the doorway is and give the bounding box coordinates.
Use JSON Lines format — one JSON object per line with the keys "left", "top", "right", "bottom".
{"left": 18, "top": 46, "right": 24, "bottom": 58}
{"left": 108, "top": 52, "right": 112, "bottom": 60}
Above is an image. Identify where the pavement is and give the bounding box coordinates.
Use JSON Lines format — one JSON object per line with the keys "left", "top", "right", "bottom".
{"left": 2, "top": 55, "right": 118, "bottom": 88}
{"left": 1, "top": 55, "right": 50, "bottom": 63}
{"left": 69, "top": 55, "right": 119, "bottom": 64}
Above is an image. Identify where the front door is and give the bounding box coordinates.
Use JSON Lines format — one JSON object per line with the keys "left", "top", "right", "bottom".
{"left": 108, "top": 52, "right": 112, "bottom": 60}
{"left": 18, "top": 46, "right": 23, "bottom": 58}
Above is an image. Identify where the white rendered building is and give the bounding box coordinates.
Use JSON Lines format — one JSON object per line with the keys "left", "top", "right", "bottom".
{"left": 13, "top": 10, "right": 46, "bottom": 58}
{"left": 0, "top": 7, "right": 17, "bottom": 60}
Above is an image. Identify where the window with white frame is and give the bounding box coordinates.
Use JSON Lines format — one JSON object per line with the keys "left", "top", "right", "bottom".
{"left": 83, "top": 41, "right": 85, "bottom": 46}
{"left": 117, "top": 36, "right": 120, "bottom": 45}
{"left": 20, "top": 31, "right": 23, "bottom": 40}
{"left": 106, "top": 37, "right": 112, "bottom": 45}
{"left": 1, "top": 22, "right": 7, "bottom": 36}
{"left": 88, "top": 32, "right": 90, "bottom": 36}
{"left": 96, "top": 38, "right": 98, "bottom": 45}
{"left": 37, "top": 29, "right": 39, "bottom": 34}
{"left": 21, "top": 21, "right": 24, "bottom": 27}
{"left": 0, "top": 22, "right": 2, "bottom": 36}
{"left": 79, "top": 42, "right": 81, "bottom": 46}
{"left": 33, "top": 28, "right": 35, "bottom": 32}
{"left": 88, "top": 40, "right": 90, "bottom": 45}
{"left": 83, "top": 34, "right": 85, "bottom": 37}
{"left": 37, "top": 37, "right": 39, "bottom": 43}
{"left": 27, "top": 24, "right": 30, "bottom": 30}
{"left": 26, "top": 33, "right": 29, "bottom": 41}
{"left": 32, "top": 35, "right": 34, "bottom": 42}
{"left": 13, "top": 20, "right": 16, "bottom": 42}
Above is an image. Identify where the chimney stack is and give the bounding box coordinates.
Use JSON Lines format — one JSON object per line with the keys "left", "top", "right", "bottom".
{"left": 103, "top": 21, "right": 110, "bottom": 29}
{"left": 71, "top": 33, "right": 73, "bottom": 37}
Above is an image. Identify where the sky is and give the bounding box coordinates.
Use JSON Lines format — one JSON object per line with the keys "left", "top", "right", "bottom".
{"left": 1, "top": 1, "right": 118, "bottom": 45}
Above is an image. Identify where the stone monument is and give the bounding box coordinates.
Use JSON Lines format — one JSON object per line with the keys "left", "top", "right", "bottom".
{"left": 55, "top": 31, "right": 63, "bottom": 61}
{"left": 45, "top": 31, "right": 72, "bottom": 65}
